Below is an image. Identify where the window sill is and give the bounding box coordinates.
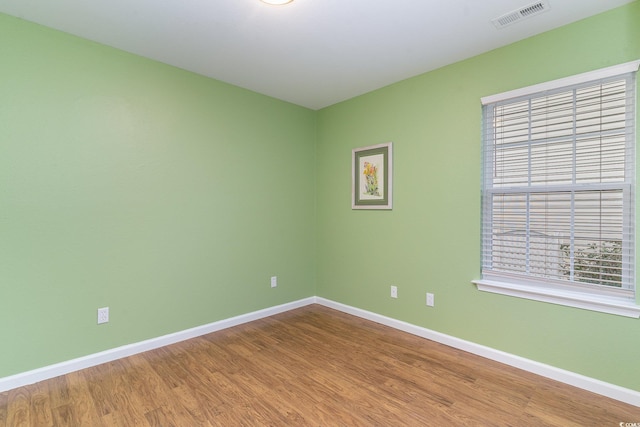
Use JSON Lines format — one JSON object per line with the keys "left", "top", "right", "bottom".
{"left": 472, "top": 279, "right": 640, "bottom": 318}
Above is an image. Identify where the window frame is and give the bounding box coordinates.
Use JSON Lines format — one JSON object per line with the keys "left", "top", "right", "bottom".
{"left": 473, "top": 60, "right": 640, "bottom": 318}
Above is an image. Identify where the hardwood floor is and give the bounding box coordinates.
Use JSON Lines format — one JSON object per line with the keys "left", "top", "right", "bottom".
{"left": 1, "top": 304, "right": 639, "bottom": 426}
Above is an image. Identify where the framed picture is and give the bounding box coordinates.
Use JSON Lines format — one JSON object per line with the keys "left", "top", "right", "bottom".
{"left": 352, "top": 142, "right": 393, "bottom": 210}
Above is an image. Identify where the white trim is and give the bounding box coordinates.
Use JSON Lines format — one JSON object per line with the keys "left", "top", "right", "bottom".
{"left": 481, "top": 59, "right": 640, "bottom": 105}
{"left": 315, "top": 297, "right": 640, "bottom": 407}
{"left": 473, "top": 279, "right": 640, "bottom": 318}
{"left": 0, "top": 298, "right": 316, "bottom": 393}
{"left": 2, "top": 296, "right": 639, "bottom": 408}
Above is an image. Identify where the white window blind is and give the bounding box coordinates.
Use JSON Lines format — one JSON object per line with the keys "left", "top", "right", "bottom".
{"left": 481, "top": 64, "right": 637, "bottom": 299}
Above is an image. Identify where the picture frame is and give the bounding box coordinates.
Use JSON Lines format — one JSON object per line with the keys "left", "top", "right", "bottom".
{"left": 352, "top": 142, "right": 393, "bottom": 210}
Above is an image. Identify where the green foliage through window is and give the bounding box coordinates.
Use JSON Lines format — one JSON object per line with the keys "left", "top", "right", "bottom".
{"left": 559, "top": 241, "right": 623, "bottom": 287}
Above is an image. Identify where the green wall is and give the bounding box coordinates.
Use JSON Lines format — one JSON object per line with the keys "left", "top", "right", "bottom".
{"left": 2, "top": 2, "right": 640, "bottom": 394}
{"left": 0, "top": 14, "right": 316, "bottom": 377}
{"left": 316, "top": 2, "right": 640, "bottom": 391}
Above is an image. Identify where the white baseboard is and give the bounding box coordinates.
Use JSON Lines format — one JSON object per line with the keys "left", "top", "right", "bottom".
{"left": 2, "top": 295, "right": 638, "bottom": 408}
{"left": 0, "top": 297, "right": 315, "bottom": 393}
{"left": 315, "top": 297, "right": 640, "bottom": 407}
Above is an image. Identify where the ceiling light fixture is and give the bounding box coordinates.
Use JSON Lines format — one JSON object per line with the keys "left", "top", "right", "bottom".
{"left": 260, "top": 0, "right": 293, "bottom": 5}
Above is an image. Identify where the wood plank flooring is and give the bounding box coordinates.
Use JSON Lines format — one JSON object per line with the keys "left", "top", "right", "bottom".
{"left": 1, "top": 304, "right": 639, "bottom": 426}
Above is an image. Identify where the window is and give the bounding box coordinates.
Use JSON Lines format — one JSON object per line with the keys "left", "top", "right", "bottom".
{"left": 474, "top": 61, "right": 640, "bottom": 317}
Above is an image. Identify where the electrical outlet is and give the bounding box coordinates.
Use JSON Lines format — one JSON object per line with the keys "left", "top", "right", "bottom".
{"left": 97, "top": 307, "right": 109, "bottom": 324}
{"left": 390, "top": 285, "right": 398, "bottom": 298}
{"left": 271, "top": 276, "right": 278, "bottom": 288}
{"left": 426, "top": 293, "right": 434, "bottom": 307}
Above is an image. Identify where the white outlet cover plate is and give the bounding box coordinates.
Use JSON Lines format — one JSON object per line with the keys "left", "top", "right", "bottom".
{"left": 426, "top": 293, "right": 434, "bottom": 307}
{"left": 97, "top": 307, "right": 109, "bottom": 324}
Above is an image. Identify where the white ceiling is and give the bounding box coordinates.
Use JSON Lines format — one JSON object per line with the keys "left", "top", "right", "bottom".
{"left": 0, "top": 0, "right": 634, "bottom": 109}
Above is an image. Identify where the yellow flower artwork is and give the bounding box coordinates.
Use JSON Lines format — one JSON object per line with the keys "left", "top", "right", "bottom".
{"left": 362, "top": 161, "right": 380, "bottom": 196}
{"left": 352, "top": 142, "right": 392, "bottom": 210}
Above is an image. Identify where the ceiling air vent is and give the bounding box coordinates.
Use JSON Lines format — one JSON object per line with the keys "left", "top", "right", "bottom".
{"left": 491, "top": 1, "right": 550, "bottom": 29}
